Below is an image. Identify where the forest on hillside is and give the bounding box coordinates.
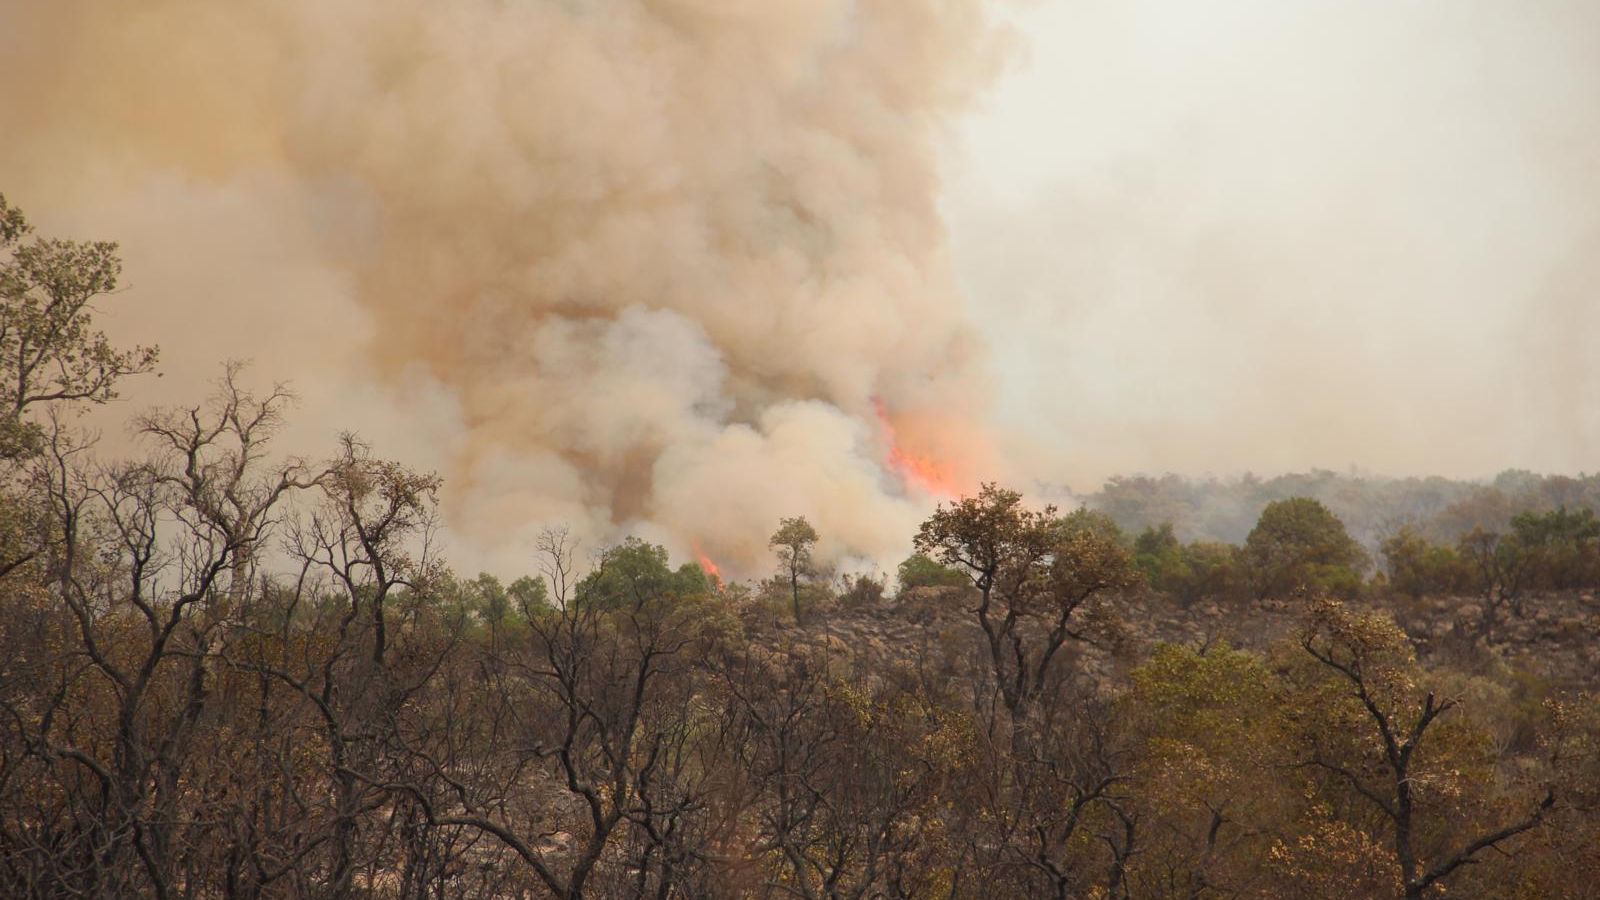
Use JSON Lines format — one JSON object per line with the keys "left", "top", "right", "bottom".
{"left": 1083, "top": 469, "right": 1600, "bottom": 553}
{"left": 2, "top": 194, "right": 1599, "bottom": 900}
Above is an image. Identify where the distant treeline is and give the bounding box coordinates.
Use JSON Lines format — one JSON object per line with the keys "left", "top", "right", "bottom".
{"left": 901, "top": 489, "right": 1600, "bottom": 644}
{"left": 1083, "top": 468, "right": 1600, "bottom": 548}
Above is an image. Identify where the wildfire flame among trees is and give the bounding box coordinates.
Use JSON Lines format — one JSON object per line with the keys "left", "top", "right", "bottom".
{"left": 694, "top": 542, "right": 723, "bottom": 583}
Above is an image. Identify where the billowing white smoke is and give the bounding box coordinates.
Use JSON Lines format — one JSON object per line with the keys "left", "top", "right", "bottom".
{"left": 0, "top": 0, "right": 1014, "bottom": 576}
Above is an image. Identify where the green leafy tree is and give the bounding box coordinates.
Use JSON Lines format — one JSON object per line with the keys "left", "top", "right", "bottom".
{"left": 836, "top": 571, "right": 886, "bottom": 608}
{"left": 0, "top": 192, "right": 158, "bottom": 586}
{"left": 1133, "top": 522, "right": 1182, "bottom": 585}
{"left": 576, "top": 537, "right": 708, "bottom": 610}
{"left": 770, "top": 515, "right": 819, "bottom": 622}
{"left": 1061, "top": 505, "right": 1127, "bottom": 543}
{"left": 1136, "top": 524, "right": 1249, "bottom": 606}
{"left": 508, "top": 574, "right": 551, "bottom": 617}
{"left": 0, "top": 192, "right": 158, "bottom": 459}
{"left": 460, "top": 572, "right": 514, "bottom": 625}
{"left": 895, "top": 552, "right": 967, "bottom": 594}
{"left": 1510, "top": 506, "right": 1600, "bottom": 591}
{"left": 1175, "top": 541, "right": 1245, "bottom": 605}
{"left": 1380, "top": 526, "right": 1469, "bottom": 600}
{"left": 1126, "top": 642, "right": 1286, "bottom": 896}
{"left": 915, "top": 483, "right": 1137, "bottom": 717}
{"left": 1243, "top": 497, "right": 1367, "bottom": 599}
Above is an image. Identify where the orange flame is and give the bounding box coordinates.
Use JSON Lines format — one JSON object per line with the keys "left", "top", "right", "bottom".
{"left": 871, "top": 397, "right": 961, "bottom": 498}
{"left": 693, "top": 543, "right": 723, "bottom": 584}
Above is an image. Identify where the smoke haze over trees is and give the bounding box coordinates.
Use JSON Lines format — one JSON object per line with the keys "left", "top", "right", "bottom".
{"left": 1082, "top": 469, "right": 1600, "bottom": 550}
{"left": 1, "top": 192, "right": 1600, "bottom": 897}
{"left": 3, "top": 1, "right": 1600, "bottom": 896}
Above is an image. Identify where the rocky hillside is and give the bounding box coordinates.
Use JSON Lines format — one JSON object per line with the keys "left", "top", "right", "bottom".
{"left": 739, "top": 585, "right": 1600, "bottom": 691}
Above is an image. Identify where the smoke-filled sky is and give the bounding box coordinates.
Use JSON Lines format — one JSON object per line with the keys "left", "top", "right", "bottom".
{"left": 2, "top": 0, "right": 1597, "bottom": 575}
{"left": 951, "top": 0, "right": 1600, "bottom": 487}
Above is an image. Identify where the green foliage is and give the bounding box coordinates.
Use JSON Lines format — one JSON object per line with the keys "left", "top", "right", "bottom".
{"left": 895, "top": 552, "right": 967, "bottom": 594}
{"left": 453, "top": 572, "right": 553, "bottom": 627}
{"left": 1127, "top": 640, "right": 1287, "bottom": 870}
{"left": 1131, "top": 641, "right": 1279, "bottom": 757}
{"left": 771, "top": 516, "right": 819, "bottom": 558}
{"left": 913, "top": 483, "right": 1061, "bottom": 588}
{"left": 914, "top": 484, "right": 1139, "bottom": 615}
{"left": 1089, "top": 469, "right": 1508, "bottom": 548}
{"left": 1132, "top": 522, "right": 1180, "bottom": 573}
{"left": 1286, "top": 596, "right": 1550, "bottom": 899}
{"left": 1377, "top": 508, "right": 1600, "bottom": 610}
{"left": 0, "top": 192, "right": 158, "bottom": 459}
{"left": 576, "top": 537, "right": 709, "bottom": 609}
{"left": 1134, "top": 524, "right": 1244, "bottom": 605}
{"left": 508, "top": 574, "right": 551, "bottom": 616}
{"left": 1243, "top": 497, "right": 1368, "bottom": 599}
{"left": 460, "top": 572, "right": 513, "bottom": 624}
{"left": 0, "top": 196, "right": 27, "bottom": 247}
{"left": 1381, "top": 526, "right": 1470, "bottom": 599}
{"left": 1176, "top": 541, "right": 1243, "bottom": 604}
{"left": 837, "top": 572, "right": 886, "bottom": 609}
{"left": 754, "top": 575, "right": 833, "bottom": 613}
{"left": 1298, "top": 594, "right": 1418, "bottom": 702}
{"left": 916, "top": 484, "right": 1139, "bottom": 714}
{"left": 1060, "top": 505, "right": 1127, "bottom": 543}
{"left": 771, "top": 515, "right": 820, "bottom": 621}
{"left": 1043, "top": 529, "right": 1140, "bottom": 613}
{"left": 1510, "top": 506, "right": 1600, "bottom": 590}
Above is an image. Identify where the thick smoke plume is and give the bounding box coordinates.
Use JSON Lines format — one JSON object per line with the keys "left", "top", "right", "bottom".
{"left": 0, "top": 0, "right": 1013, "bottom": 575}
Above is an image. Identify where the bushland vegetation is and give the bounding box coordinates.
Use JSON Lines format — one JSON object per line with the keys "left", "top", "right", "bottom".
{"left": 3, "top": 194, "right": 1598, "bottom": 899}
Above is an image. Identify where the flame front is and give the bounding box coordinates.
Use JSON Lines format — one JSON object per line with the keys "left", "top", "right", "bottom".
{"left": 694, "top": 543, "right": 723, "bottom": 583}
{"left": 871, "top": 398, "right": 962, "bottom": 498}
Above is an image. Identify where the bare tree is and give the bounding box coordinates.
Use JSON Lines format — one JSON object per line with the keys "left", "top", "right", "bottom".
{"left": 1457, "top": 527, "right": 1533, "bottom": 642}
{"left": 713, "top": 644, "right": 951, "bottom": 900}
{"left": 387, "top": 530, "right": 725, "bottom": 900}
{"left": 0, "top": 371, "right": 309, "bottom": 898}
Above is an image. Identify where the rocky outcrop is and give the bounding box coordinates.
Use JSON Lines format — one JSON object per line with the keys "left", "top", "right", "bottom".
{"left": 735, "top": 586, "right": 1600, "bottom": 689}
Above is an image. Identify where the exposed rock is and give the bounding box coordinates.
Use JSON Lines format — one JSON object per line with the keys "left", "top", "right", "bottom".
{"left": 737, "top": 587, "right": 1600, "bottom": 693}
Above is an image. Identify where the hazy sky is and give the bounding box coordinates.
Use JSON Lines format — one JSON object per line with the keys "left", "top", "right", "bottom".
{"left": 949, "top": 0, "right": 1600, "bottom": 490}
